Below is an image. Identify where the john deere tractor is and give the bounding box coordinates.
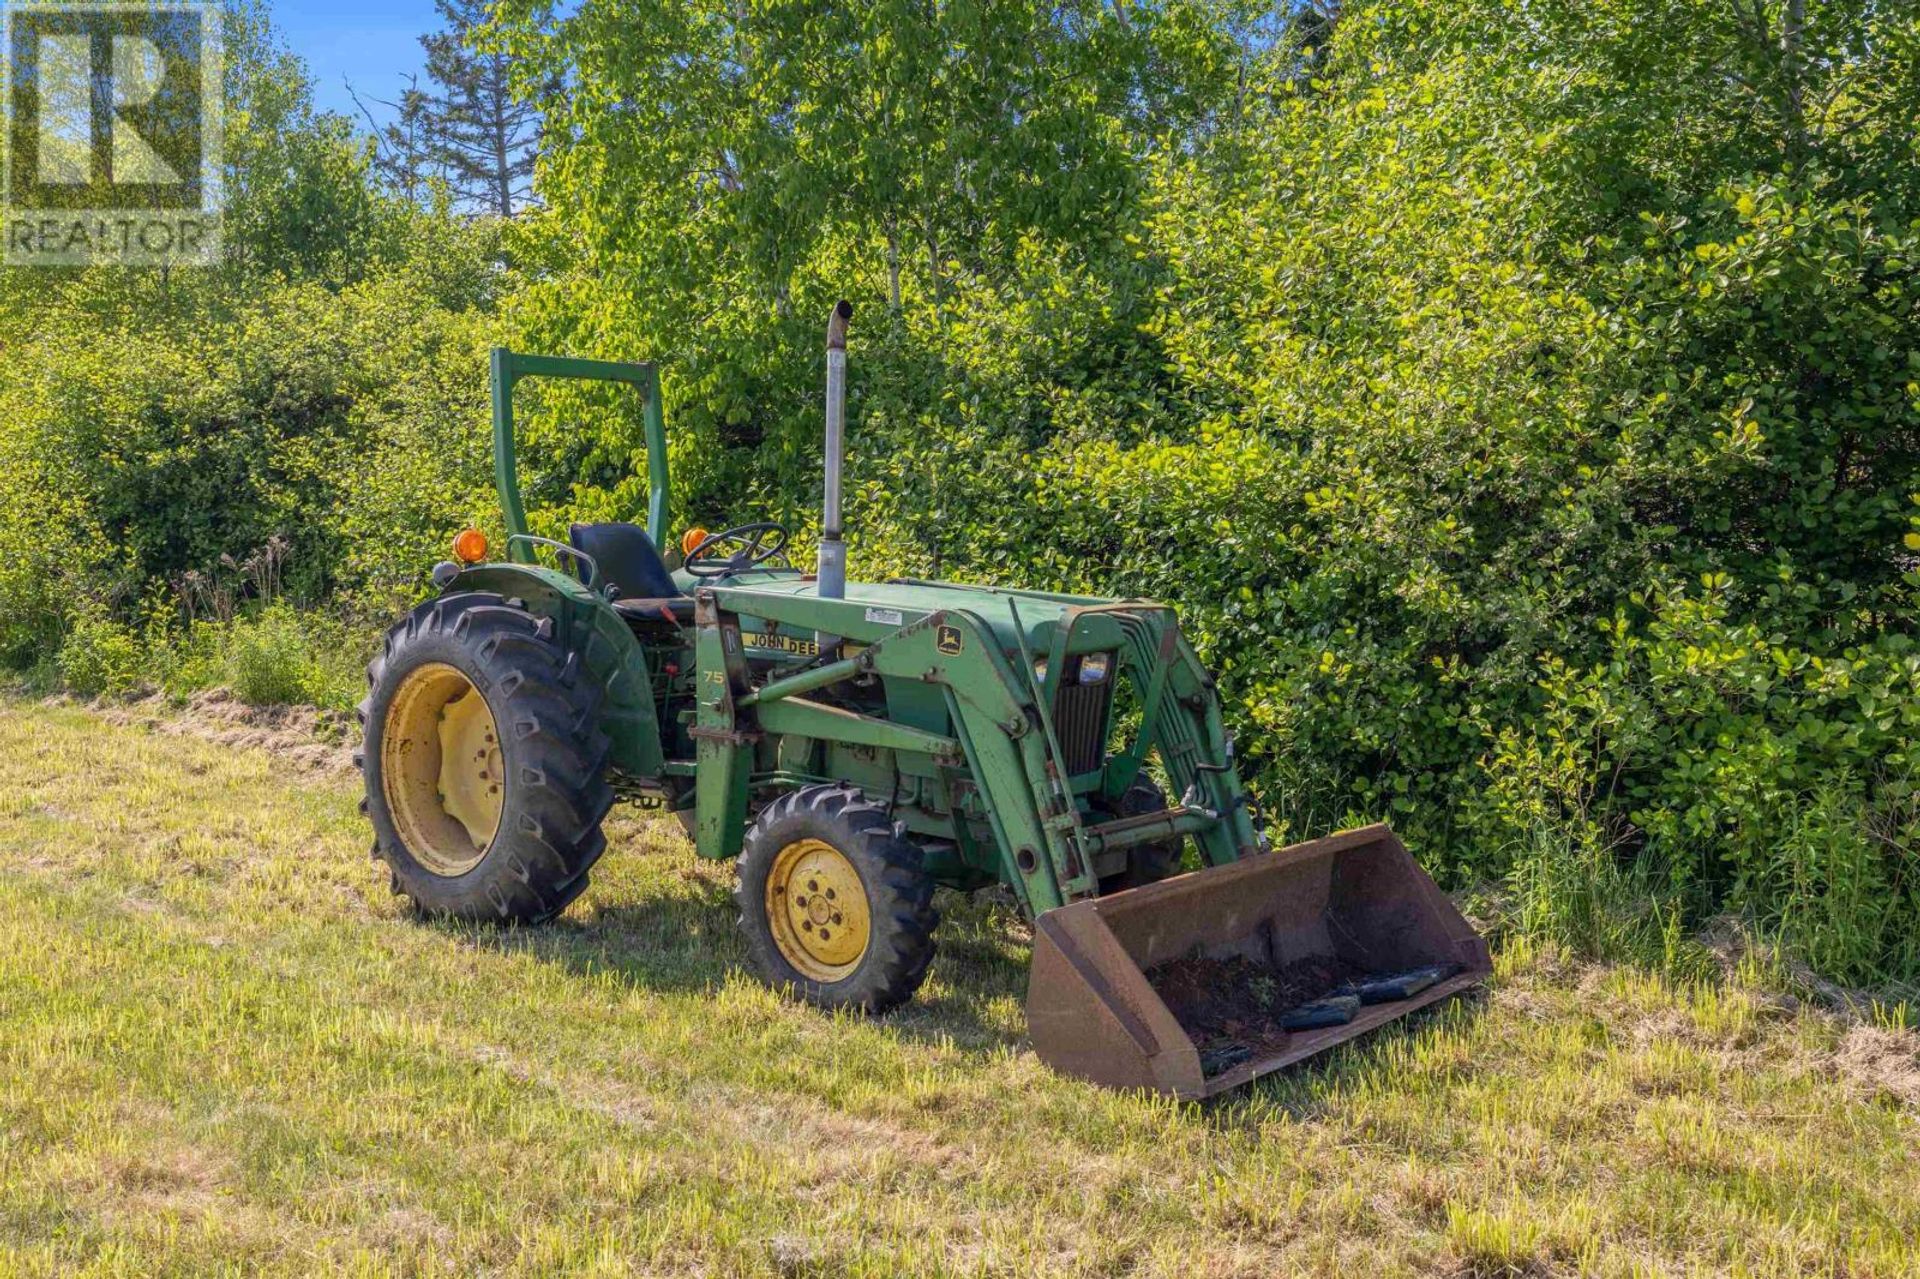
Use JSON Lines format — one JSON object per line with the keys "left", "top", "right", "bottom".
{"left": 359, "top": 304, "right": 1487, "bottom": 1098}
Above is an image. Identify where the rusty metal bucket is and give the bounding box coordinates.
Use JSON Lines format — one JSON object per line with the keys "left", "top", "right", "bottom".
{"left": 1026, "top": 824, "right": 1490, "bottom": 1099}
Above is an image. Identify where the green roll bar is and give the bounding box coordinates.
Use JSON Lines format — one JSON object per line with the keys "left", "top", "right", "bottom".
{"left": 489, "top": 348, "right": 668, "bottom": 561}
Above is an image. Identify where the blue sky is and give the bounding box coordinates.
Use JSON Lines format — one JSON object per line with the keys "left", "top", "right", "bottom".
{"left": 272, "top": 0, "right": 442, "bottom": 126}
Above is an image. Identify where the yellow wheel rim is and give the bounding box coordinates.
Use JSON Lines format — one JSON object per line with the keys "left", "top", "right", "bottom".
{"left": 380, "top": 662, "right": 504, "bottom": 876}
{"left": 765, "top": 838, "right": 871, "bottom": 981}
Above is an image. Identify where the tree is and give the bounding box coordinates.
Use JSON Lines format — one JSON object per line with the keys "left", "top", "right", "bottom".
{"left": 349, "top": 74, "right": 441, "bottom": 205}
{"left": 414, "top": 0, "right": 544, "bottom": 215}
{"left": 219, "top": 3, "right": 408, "bottom": 285}
{"left": 484, "top": 0, "right": 1244, "bottom": 496}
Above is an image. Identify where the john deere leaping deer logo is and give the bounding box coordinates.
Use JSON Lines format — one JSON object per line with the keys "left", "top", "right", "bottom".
{"left": 936, "top": 624, "right": 963, "bottom": 656}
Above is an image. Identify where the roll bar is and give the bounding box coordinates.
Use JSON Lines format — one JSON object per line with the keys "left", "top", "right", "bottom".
{"left": 488, "top": 348, "right": 668, "bottom": 561}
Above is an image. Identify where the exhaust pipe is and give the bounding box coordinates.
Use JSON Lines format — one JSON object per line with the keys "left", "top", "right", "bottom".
{"left": 817, "top": 301, "right": 852, "bottom": 647}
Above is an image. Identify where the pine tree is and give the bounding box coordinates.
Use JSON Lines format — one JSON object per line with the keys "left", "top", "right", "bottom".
{"left": 415, "top": 0, "right": 544, "bottom": 215}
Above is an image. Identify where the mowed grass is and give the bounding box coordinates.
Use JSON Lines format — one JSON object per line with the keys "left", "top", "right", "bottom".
{"left": 0, "top": 700, "right": 1916, "bottom": 1278}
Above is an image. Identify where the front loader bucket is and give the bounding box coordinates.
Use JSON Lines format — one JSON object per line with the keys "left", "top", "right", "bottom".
{"left": 1027, "top": 824, "right": 1490, "bottom": 1099}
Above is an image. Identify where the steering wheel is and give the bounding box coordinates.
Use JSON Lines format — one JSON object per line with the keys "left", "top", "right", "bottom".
{"left": 683, "top": 522, "right": 791, "bottom": 577}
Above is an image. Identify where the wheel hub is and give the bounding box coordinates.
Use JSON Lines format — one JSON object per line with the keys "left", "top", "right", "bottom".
{"left": 765, "top": 838, "right": 870, "bottom": 980}
{"left": 437, "top": 685, "right": 503, "bottom": 849}
{"left": 380, "top": 662, "right": 503, "bottom": 876}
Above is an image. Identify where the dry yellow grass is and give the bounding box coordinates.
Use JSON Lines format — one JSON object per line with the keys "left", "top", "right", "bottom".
{"left": 0, "top": 696, "right": 1916, "bottom": 1277}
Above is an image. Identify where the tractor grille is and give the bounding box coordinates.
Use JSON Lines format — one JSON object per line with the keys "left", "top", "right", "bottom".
{"left": 1051, "top": 658, "right": 1115, "bottom": 776}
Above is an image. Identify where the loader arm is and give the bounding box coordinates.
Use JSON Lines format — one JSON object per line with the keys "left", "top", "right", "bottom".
{"left": 691, "top": 584, "right": 1259, "bottom": 914}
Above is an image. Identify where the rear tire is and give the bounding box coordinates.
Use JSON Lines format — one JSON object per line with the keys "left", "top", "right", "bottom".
{"left": 735, "top": 784, "right": 938, "bottom": 1012}
{"left": 358, "top": 591, "right": 613, "bottom": 923}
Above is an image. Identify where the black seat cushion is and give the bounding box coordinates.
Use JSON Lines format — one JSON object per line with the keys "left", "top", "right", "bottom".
{"left": 567, "top": 522, "right": 681, "bottom": 600}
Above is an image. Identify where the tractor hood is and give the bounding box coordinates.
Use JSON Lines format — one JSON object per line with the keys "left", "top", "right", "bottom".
{"left": 702, "top": 573, "right": 1165, "bottom": 660}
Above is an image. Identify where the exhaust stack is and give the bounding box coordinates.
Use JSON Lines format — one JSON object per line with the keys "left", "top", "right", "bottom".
{"left": 817, "top": 301, "right": 852, "bottom": 643}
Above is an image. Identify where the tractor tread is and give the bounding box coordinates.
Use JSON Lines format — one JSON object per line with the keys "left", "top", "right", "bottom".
{"left": 735, "top": 783, "right": 939, "bottom": 1013}
{"left": 360, "top": 590, "right": 611, "bottom": 925}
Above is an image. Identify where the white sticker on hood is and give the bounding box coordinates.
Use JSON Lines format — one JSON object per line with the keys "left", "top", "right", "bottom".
{"left": 863, "top": 607, "right": 904, "bottom": 626}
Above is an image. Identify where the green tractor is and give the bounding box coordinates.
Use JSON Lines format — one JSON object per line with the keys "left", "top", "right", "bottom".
{"left": 359, "top": 304, "right": 1488, "bottom": 1098}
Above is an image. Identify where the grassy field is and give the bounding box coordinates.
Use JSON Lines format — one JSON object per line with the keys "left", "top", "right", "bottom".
{"left": 1, "top": 697, "right": 1916, "bottom": 1277}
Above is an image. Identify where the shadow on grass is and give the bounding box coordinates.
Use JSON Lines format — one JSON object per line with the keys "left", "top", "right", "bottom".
{"left": 437, "top": 808, "right": 1490, "bottom": 1082}
{"left": 445, "top": 840, "right": 1037, "bottom": 1057}
{"left": 472, "top": 881, "right": 747, "bottom": 994}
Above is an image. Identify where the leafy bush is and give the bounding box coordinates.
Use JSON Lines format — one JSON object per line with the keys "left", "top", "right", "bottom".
{"left": 4, "top": 0, "right": 1918, "bottom": 989}
{"left": 145, "top": 605, "right": 369, "bottom": 711}
{"left": 0, "top": 418, "right": 120, "bottom": 670}
{"left": 56, "top": 609, "right": 143, "bottom": 698}
{"left": 1486, "top": 586, "right": 1920, "bottom": 983}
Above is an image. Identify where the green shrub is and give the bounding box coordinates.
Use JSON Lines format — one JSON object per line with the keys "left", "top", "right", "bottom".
{"left": 138, "top": 605, "right": 371, "bottom": 712}
{"left": 1471, "top": 585, "right": 1920, "bottom": 982}
{"left": 220, "top": 607, "right": 314, "bottom": 706}
{"left": 0, "top": 430, "right": 119, "bottom": 672}
{"left": 146, "top": 620, "right": 224, "bottom": 701}
{"left": 278, "top": 612, "right": 371, "bottom": 711}
{"left": 56, "top": 609, "right": 143, "bottom": 698}
{"left": 214, "top": 606, "right": 368, "bottom": 710}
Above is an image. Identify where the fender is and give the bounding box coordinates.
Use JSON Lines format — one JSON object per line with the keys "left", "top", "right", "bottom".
{"left": 446, "top": 562, "right": 665, "bottom": 780}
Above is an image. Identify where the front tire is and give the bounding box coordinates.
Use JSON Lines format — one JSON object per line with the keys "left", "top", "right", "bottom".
{"left": 359, "top": 591, "right": 613, "bottom": 923}
{"left": 1096, "top": 776, "right": 1186, "bottom": 894}
{"left": 735, "top": 784, "right": 938, "bottom": 1012}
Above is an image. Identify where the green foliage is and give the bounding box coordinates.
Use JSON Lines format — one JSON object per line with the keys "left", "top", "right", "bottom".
{"left": 1773, "top": 782, "right": 1915, "bottom": 984}
{"left": 0, "top": 435, "right": 117, "bottom": 669}
{"left": 217, "top": 604, "right": 366, "bottom": 708}
{"left": 1494, "top": 586, "right": 1920, "bottom": 983}
{"left": 4, "top": 0, "right": 1918, "bottom": 986}
{"left": 56, "top": 608, "right": 142, "bottom": 698}
{"left": 221, "top": 3, "right": 415, "bottom": 285}
{"left": 483, "top": 0, "right": 1232, "bottom": 530}
{"left": 221, "top": 608, "right": 313, "bottom": 706}
{"left": 0, "top": 220, "right": 503, "bottom": 630}
{"left": 0, "top": 5, "right": 498, "bottom": 702}
{"left": 139, "top": 604, "right": 369, "bottom": 711}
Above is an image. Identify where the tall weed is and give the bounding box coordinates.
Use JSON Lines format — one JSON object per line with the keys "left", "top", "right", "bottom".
{"left": 1768, "top": 783, "right": 1919, "bottom": 986}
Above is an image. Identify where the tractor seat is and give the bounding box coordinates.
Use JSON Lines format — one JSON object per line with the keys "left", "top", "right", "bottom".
{"left": 567, "top": 522, "right": 681, "bottom": 601}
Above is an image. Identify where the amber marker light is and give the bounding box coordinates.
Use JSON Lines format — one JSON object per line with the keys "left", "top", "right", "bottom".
{"left": 452, "top": 529, "right": 490, "bottom": 563}
{"left": 681, "top": 526, "right": 711, "bottom": 556}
